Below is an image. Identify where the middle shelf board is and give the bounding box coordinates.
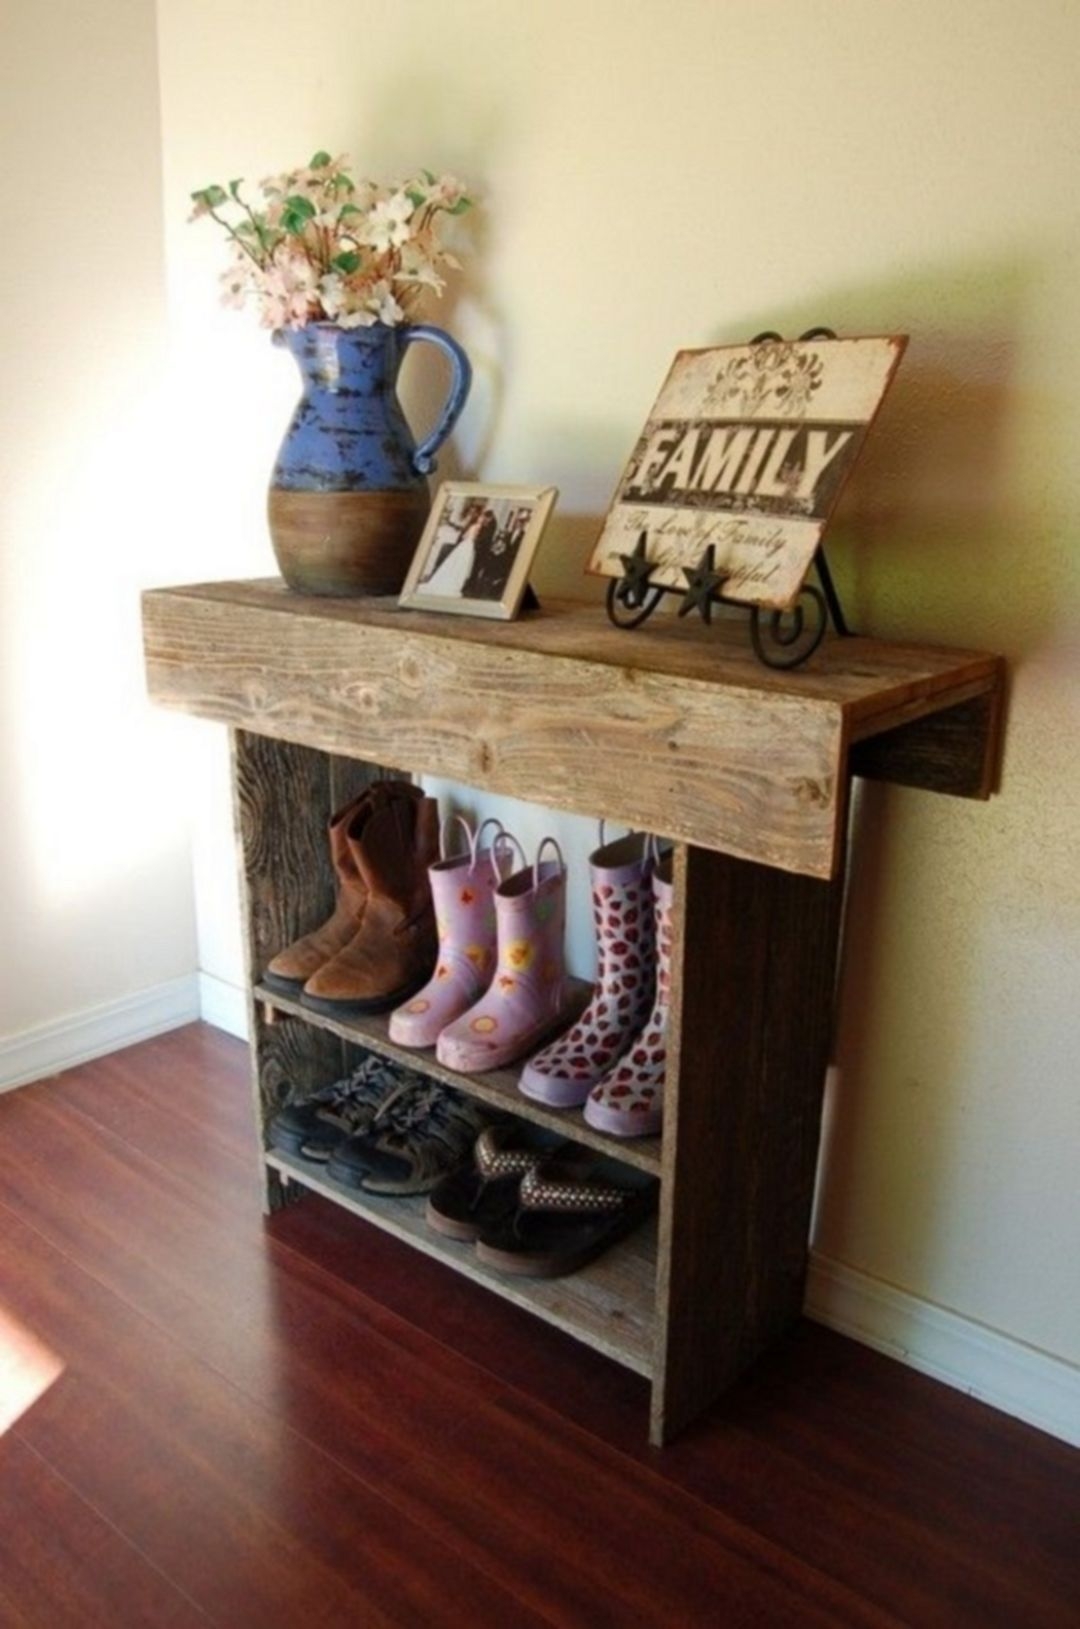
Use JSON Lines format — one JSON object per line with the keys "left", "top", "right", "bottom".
{"left": 266, "top": 1149, "right": 658, "bottom": 1377}
{"left": 254, "top": 982, "right": 663, "bottom": 1177}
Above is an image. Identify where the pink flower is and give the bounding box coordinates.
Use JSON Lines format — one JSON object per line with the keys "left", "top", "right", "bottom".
{"left": 428, "top": 174, "right": 468, "bottom": 210}
{"left": 191, "top": 153, "right": 470, "bottom": 333}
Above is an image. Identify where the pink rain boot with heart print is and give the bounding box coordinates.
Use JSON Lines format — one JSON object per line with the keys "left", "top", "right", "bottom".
{"left": 437, "top": 838, "right": 574, "bottom": 1074}
{"left": 389, "top": 816, "right": 505, "bottom": 1049}
{"left": 584, "top": 853, "right": 673, "bottom": 1137}
{"left": 519, "top": 832, "right": 656, "bottom": 1107}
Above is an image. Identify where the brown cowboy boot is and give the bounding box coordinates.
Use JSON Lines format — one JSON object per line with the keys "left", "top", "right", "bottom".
{"left": 263, "top": 781, "right": 425, "bottom": 996}
{"left": 301, "top": 791, "right": 440, "bottom": 1016}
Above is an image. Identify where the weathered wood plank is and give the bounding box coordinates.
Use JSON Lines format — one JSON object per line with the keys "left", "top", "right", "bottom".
{"left": 652, "top": 838, "right": 847, "bottom": 1444}
{"left": 148, "top": 579, "right": 999, "bottom": 714}
{"left": 230, "top": 730, "right": 359, "bottom": 1210}
{"left": 266, "top": 1150, "right": 658, "bottom": 1377}
{"left": 144, "top": 583, "right": 1002, "bottom": 879}
{"left": 148, "top": 589, "right": 852, "bottom": 877}
{"left": 849, "top": 683, "right": 1006, "bottom": 800}
{"left": 254, "top": 981, "right": 662, "bottom": 1177}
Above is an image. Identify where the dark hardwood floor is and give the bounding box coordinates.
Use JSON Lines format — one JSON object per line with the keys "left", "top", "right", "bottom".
{"left": 0, "top": 1024, "right": 1075, "bottom": 1627}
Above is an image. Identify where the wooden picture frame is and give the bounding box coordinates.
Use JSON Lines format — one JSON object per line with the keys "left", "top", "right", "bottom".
{"left": 398, "top": 482, "right": 558, "bottom": 620}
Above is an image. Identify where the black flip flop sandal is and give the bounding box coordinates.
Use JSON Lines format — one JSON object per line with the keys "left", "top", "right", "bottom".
{"left": 474, "top": 1157, "right": 657, "bottom": 1278}
{"left": 426, "top": 1123, "right": 567, "bottom": 1241}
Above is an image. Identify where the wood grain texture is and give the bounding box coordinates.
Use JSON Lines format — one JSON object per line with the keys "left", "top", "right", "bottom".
{"left": 0, "top": 1435, "right": 207, "bottom": 1629}
{"left": 1, "top": 1029, "right": 1078, "bottom": 1629}
{"left": 268, "top": 1149, "right": 658, "bottom": 1375}
{"left": 653, "top": 839, "right": 847, "bottom": 1444}
{"left": 139, "top": 580, "right": 1008, "bottom": 1446}
{"left": 230, "top": 729, "right": 356, "bottom": 1210}
{"left": 0, "top": 1209, "right": 535, "bottom": 1627}
{"left": 143, "top": 582, "right": 1003, "bottom": 878}
{"left": 849, "top": 684, "right": 1006, "bottom": 799}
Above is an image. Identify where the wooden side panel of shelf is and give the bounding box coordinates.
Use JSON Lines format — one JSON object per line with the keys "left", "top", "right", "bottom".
{"left": 849, "top": 687, "right": 1005, "bottom": 799}
{"left": 230, "top": 728, "right": 379, "bottom": 1211}
{"left": 651, "top": 838, "right": 847, "bottom": 1444}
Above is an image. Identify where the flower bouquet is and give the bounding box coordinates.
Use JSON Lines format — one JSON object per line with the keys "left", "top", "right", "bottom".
{"left": 190, "top": 150, "right": 471, "bottom": 330}
{"left": 190, "top": 151, "right": 474, "bottom": 598}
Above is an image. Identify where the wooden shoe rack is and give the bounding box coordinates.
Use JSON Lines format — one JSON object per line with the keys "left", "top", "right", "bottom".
{"left": 143, "top": 580, "right": 1004, "bottom": 1444}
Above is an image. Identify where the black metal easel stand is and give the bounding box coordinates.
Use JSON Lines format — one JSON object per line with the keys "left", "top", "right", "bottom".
{"left": 604, "top": 327, "right": 853, "bottom": 670}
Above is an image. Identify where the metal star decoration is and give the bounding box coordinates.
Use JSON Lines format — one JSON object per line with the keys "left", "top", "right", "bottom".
{"left": 615, "top": 531, "right": 655, "bottom": 609}
{"left": 678, "top": 545, "right": 726, "bottom": 623}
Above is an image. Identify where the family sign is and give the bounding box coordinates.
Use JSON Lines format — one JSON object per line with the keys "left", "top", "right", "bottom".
{"left": 588, "top": 334, "right": 907, "bottom": 611}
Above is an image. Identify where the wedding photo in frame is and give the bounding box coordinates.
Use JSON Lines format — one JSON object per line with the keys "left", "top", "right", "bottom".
{"left": 399, "top": 482, "right": 557, "bottom": 620}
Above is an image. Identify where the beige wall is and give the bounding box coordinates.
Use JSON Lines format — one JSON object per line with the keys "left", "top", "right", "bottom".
{"left": 156, "top": 1, "right": 1080, "bottom": 1369}
{"left": 0, "top": 0, "right": 196, "bottom": 1043}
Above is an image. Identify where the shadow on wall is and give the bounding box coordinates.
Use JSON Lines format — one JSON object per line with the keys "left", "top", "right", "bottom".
{"left": 357, "top": 74, "right": 511, "bottom": 492}
{"left": 395, "top": 179, "right": 506, "bottom": 492}
{"left": 724, "top": 249, "right": 1061, "bottom": 657}
{"left": 730, "top": 252, "right": 1058, "bottom": 1286}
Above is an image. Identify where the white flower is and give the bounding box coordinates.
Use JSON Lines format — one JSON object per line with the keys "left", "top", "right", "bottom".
{"left": 364, "top": 191, "right": 414, "bottom": 252}
{"left": 318, "top": 272, "right": 347, "bottom": 318}
{"left": 193, "top": 154, "right": 470, "bottom": 333}
{"left": 337, "top": 306, "right": 378, "bottom": 328}
{"left": 394, "top": 246, "right": 446, "bottom": 297}
{"left": 367, "top": 280, "right": 405, "bottom": 325}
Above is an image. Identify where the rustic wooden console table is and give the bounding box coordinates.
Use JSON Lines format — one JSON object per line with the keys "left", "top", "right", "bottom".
{"left": 143, "top": 579, "right": 1004, "bottom": 1444}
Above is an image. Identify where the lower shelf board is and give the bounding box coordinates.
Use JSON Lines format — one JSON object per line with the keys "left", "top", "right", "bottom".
{"left": 253, "top": 983, "right": 663, "bottom": 1178}
{"left": 265, "top": 1149, "right": 658, "bottom": 1378}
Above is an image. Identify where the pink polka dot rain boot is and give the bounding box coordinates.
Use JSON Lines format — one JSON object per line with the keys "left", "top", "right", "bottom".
{"left": 437, "top": 838, "right": 574, "bottom": 1074}
{"left": 584, "top": 852, "right": 673, "bottom": 1137}
{"left": 389, "top": 815, "right": 505, "bottom": 1049}
{"left": 518, "top": 831, "right": 657, "bottom": 1107}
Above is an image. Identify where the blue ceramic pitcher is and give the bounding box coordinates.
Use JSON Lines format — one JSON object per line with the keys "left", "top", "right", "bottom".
{"left": 267, "top": 320, "right": 471, "bottom": 597}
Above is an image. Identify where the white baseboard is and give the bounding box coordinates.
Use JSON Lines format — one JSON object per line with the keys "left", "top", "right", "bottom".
{"left": 0, "top": 975, "right": 200, "bottom": 1094}
{"left": 197, "top": 972, "right": 250, "bottom": 1041}
{"left": 806, "top": 1251, "right": 1080, "bottom": 1449}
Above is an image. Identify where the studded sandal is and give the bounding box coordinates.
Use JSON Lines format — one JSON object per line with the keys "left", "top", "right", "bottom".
{"left": 474, "top": 1156, "right": 658, "bottom": 1278}
{"left": 425, "top": 1122, "right": 564, "bottom": 1241}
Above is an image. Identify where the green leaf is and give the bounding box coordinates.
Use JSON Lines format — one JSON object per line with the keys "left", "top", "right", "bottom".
{"left": 281, "top": 193, "right": 318, "bottom": 234}
{"left": 228, "top": 178, "right": 245, "bottom": 201}
{"left": 310, "top": 150, "right": 332, "bottom": 168}
{"left": 448, "top": 196, "right": 472, "bottom": 215}
{"left": 191, "top": 184, "right": 228, "bottom": 209}
{"left": 422, "top": 168, "right": 436, "bottom": 184}
{"left": 405, "top": 188, "right": 426, "bottom": 208}
{"left": 332, "top": 251, "right": 361, "bottom": 274}
{"left": 338, "top": 201, "right": 363, "bottom": 217}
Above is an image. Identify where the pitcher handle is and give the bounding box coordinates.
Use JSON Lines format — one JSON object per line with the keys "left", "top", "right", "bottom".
{"left": 400, "top": 323, "right": 472, "bottom": 476}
